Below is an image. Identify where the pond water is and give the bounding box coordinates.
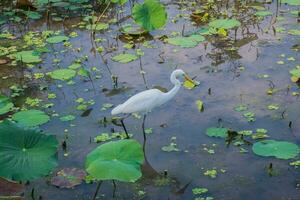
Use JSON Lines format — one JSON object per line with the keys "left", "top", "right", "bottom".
{"left": 0, "top": 0, "right": 300, "bottom": 200}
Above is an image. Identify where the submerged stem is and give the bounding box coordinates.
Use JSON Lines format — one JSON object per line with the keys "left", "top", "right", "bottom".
{"left": 92, "top": 181, "right": 103, "bottom": 200}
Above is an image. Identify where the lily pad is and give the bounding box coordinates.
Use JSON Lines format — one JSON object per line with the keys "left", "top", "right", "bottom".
{"left": 0, "top": 121, "right": 58, "bottom": 181}
{"left": 255, "top": 11, "right": 273, "bottom": 17}
{"left": 85, "top": 139, "right": 144, "bottom": 182}
{"left": 209, "top": 19, "right": 241, "bottom": 29}
{"left": 206, "top": 127, "right": 228, "bottom": 138}
{"left": 289, "top": 68, "right": 300, "bottom": 78}
{"left": 132, "top": 0, "right": 167, "bottom": 31}
{"left": 0, "top": 95, "right": 14, "bottom": 115}
{"left": 282, "top": 0, "right": 300, "bottom": 6}
{"left": 12, "top": 109, "right": 50, "bottom": 127}
{"left": 59, "top": 115, "right": 75, "bottom": 122}
{"left": 48, "top": 69, "right": 76, "bottom": 81}
{"left": 111, "top": 53, "right": 138, "bottom": 63}
{"left": 46, "top": 35, "right": 69, "bottom": 44}
{"left": 166, "top": 35, "right": 205, "bottom": 48}
{"left": 252, "top": 140, "right": 299, "bottom": 159}
{"left": 120, "top": 24, "right": 147, "bottom": 35}
{"left": 288, "top": 29, "right": 300, "bottom": 35}
{"left": 13, "top": 50, "right": 41, "bottom": 63}
{"left": 51, "top": 168, "right": 87, "bottom": 188}
{"left": 86, "top": 23, "right": 109, "bottom": 31}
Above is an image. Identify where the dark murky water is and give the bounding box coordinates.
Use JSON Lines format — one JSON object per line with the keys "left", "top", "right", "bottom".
{"left": 1, "top": 0, "right": 300, "bottom": 199}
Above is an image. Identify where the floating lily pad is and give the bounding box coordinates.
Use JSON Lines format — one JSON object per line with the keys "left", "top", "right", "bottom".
{"left": 13, "top": 51, "right": 41, "bottom": 63}
{"left": 0, "top": 121, "right": 58, "bottom": 181}
{"left": 289, "top": 68, "right": 300, "bottom": 77}
{"left": 25, "top": 11, "right": 42, "bottom": 19}
{"left": 59, "top": 115, "right": 75, "bottom": 122}
{"left": 111, "top": 53, "right": 138, "bottom": 63}
{"left": 46, "top": 35, "right": 69, "bottom": 44}
{"left": 12, "top": 109, "right": 50, "bottom": 127}
{"left": 120, "top": 24, "right": 147, "bottom": 35}
{"left": 209, "top": 19, "right": 241, "bottom": 29}
{"left": 51, "top": 168, "right": 87, "bottom": 188}
{"left": 206, "top": 127, "right": 228, "bottom": 138}
{"left": 86, "top": 23, "right": 109, "bottom": 31}
{"left": 111, "top": 0, "right": 128, "bottom": 5}
{"left": 0, "top": 95, "right": 14, "bottom": 115}
{"left": 252, "top": 140, "right": 299, "bottom": 159}
{"left": 166, "top": 35, "right": 205, "bottom": 48}
{"left": 85, "top": 139, "right": 144, "bottom": 182}
{"left": 132, "top": 0, "right": 167, "bottom": 31}
{"left": 288, "top": 29, "right": 300, "bottom": 35}
{"left": 282, "top": 0, "right": 300, "bottom": 6}
{"left": 255, "top": 11, "right": 273, "bottom": 17}
{"left": 48, "top": 69, "right": 76, "bottom": 81}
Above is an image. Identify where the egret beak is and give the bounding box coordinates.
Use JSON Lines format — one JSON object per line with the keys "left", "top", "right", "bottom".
{"left": 184, "top": 74, "right": 195, "bottom": 84}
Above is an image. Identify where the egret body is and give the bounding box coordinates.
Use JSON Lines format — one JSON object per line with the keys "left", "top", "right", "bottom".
{"left": 111, "top": 69, "right": 193, "bottom": 115}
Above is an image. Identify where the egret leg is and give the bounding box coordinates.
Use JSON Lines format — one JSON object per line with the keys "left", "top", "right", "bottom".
{"left": 120, "top": 119, "right": 129, "bottom": 139}
{"left": 112, "top": 180, "right": 117, "bottom": 198}
{"left": 142, "top": 114, "right": 147, "bottom": 153}
{"left": 92, "top": 181, "right": 103, "bottom": 200}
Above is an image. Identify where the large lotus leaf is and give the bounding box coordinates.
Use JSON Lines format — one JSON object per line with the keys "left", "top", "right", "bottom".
{"left": 111, "top": 53, "right": 138, "bottom": 63}
{"left": 166, "top": 35, "right": 205, "bottom": 48}
{"left": 51, "top": 168, "right": 87, "bottom": 188}
{"left": 206, "top": 127, "right": 228, "bottom": 138}
{"left": 85, "top": 139, "right": 144, "bottom": 182}
{"left": 0, "top": 95, "right": 14, "bottom": 115}
{"left": 132, "top": 0, "right": 167, "bottom": 31}
{"left": 46, "top": 35, "right": 69, "bottom": 44}
{"left": 0, "top": 121, "right": 58, "bottom": 181}
{"left": 282, "top": 0, "right": 300, "bottom": 5}
{"left": 12, "top": 109, "right": 50, "bottom": 127}
{"left": 252, "top": 140, "right": 299, "bottom": 159}
{"left": 289, "top": 68, "right": 300, "bottom": 78}
{"left": 209, "top": 19, "right": 241, "bottom": 29}
{"left": 48, "top": 69, "right": 76, "bottom": 80}
{"left": 13, "top": 51, "right": 41, "bottom": 63}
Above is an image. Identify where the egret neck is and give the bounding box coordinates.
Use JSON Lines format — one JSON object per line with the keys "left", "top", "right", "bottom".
{"left": 161, "top": 71, "right": 182, "bottom": 104}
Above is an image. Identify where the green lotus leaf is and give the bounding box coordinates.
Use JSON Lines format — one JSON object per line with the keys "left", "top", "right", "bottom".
{"left": 289, "top": 68, "right": 300, "bottom": 77}
{"left": 111, "top": 0, "right": 128, "bottom": 5}
{"left": 209, "top": 19, "right": 241, "bottom": 29}
{"left": 13, "top": 51, "right": 42, "bottom": 63}
{"left": 0, "top": 121, "right": 58, "bottom": 181}
{"left": 12, "top": 109, "right": 50, "bottom": 127}
{"left": 288, "top": 29, "right": 300, "bottom": 35}
{"left": 0, "top": 95, "right": 14, "bottom": 115}
{"left": 132, "top": 0, "right": 167, "bottom": 31}
{"left": 46, "top": 35, "right": 69, "bottom": 44}
{"left": 252, "top": 140, "right": 299, "bottom": 159}
{"left": 281, "top": 0, "right": 300, "bottom": 6}
{"left": 86, "top": 23, "right": 109, "bottom": 31}
{"left": 24, "top": 11, "right": 42, "bottom": 19}
{"left": 206, "top": 127, "right": 228, "bottom": 138}
{"left": 48, "top": 69, "right": 76, "bottom": 81}
{"left": 255, "top": 11, "right": 273, "bottom": 17}
{"left": 111, "top": 53, "right": 138, "bottom": 63}
{"left": 166, "top": 35, "right": 205, "bottom": 48}
{"left": 85, "top": 139, "right": 144, "bottom": 182}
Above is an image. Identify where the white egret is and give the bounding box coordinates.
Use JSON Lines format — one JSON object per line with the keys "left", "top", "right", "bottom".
{"left": 111, "top": 69, "right": 195, "bottom": 150}
{"left": 111, "top": 69, "right": 194, "bottom": 116}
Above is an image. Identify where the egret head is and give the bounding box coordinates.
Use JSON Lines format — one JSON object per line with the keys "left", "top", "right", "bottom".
{"left": 171, "top": 69, "right": 194, "bottom": 85}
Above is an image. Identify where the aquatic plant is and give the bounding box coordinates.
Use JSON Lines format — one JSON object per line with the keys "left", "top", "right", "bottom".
{"left": 0, "top": 121, "right": 58, "bottom": 181}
